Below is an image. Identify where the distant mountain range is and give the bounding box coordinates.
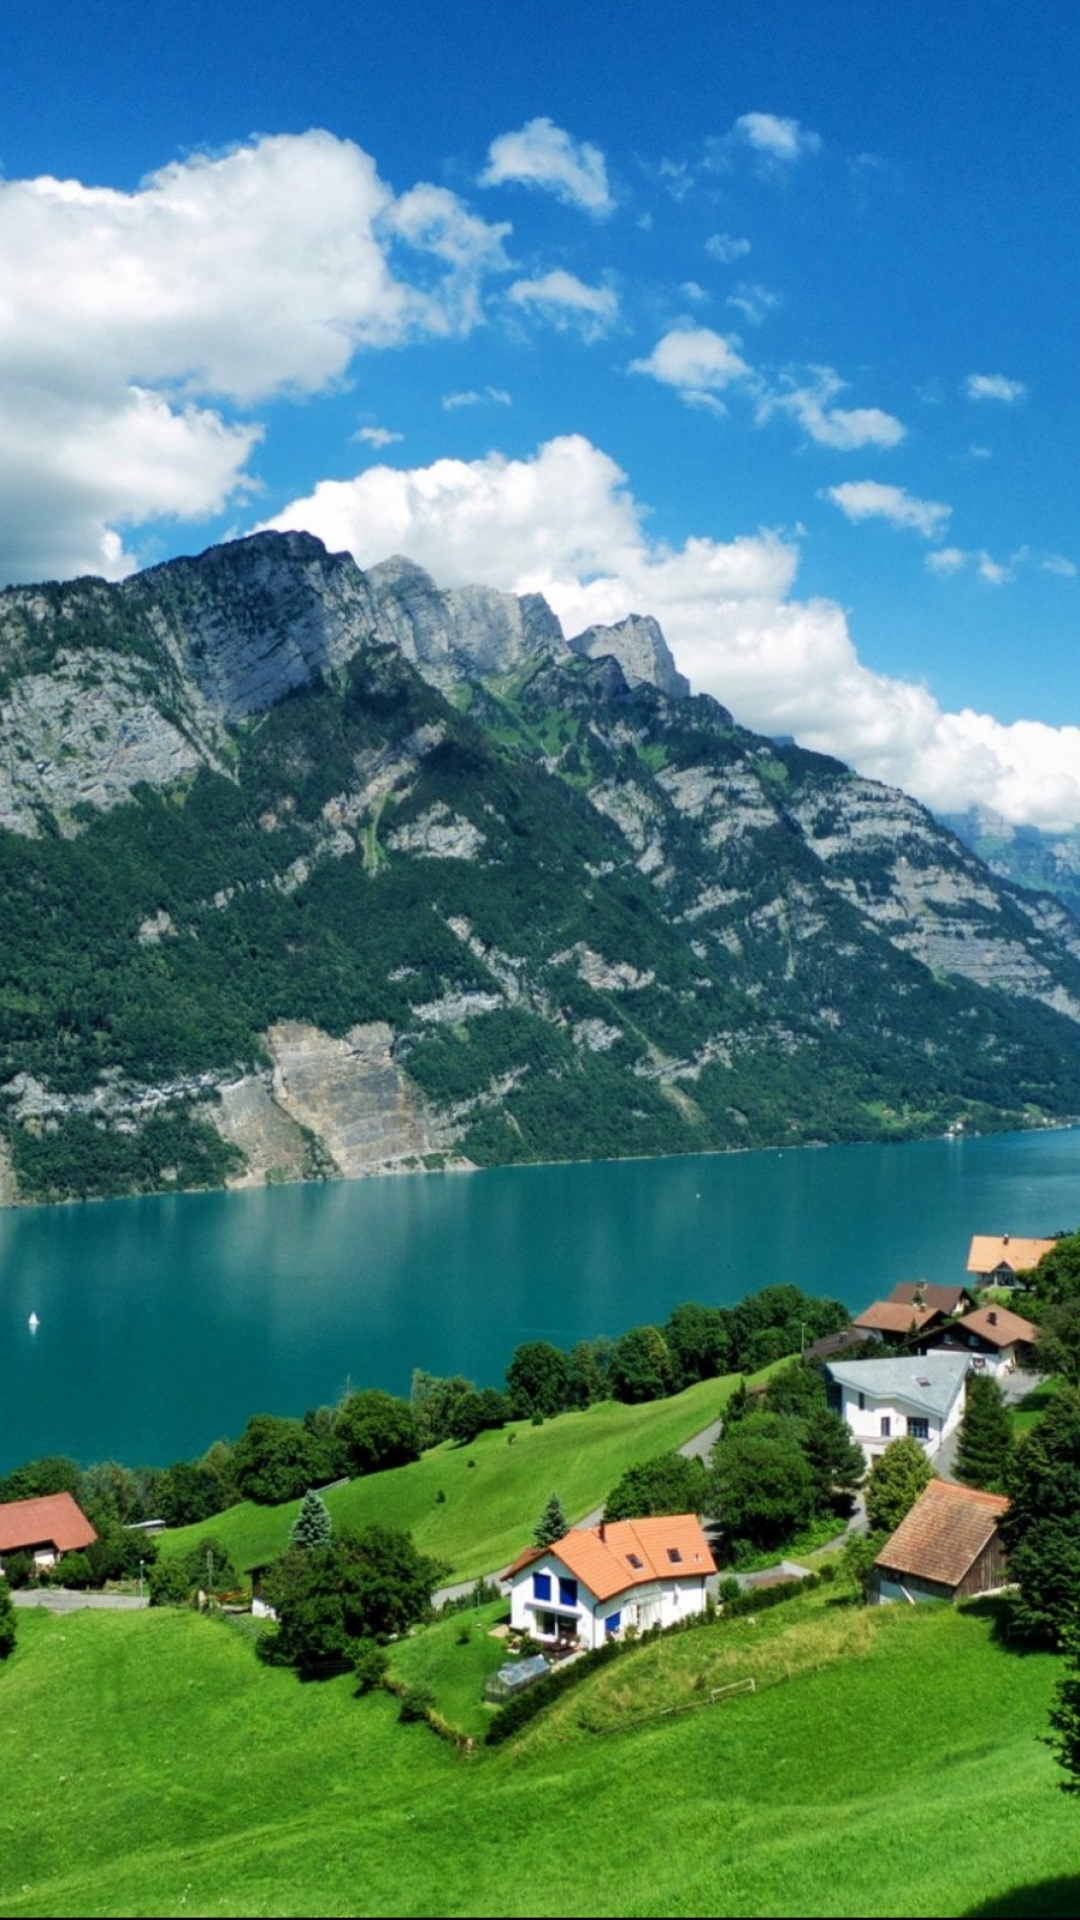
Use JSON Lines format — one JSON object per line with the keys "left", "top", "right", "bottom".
{"left": 2, "top": 530, "right": 1079, "bottom": 1206}
{"left": 939, "top": 807, "right": 1080, "bottom": 925}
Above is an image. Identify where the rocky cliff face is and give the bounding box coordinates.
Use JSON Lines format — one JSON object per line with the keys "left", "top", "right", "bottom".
{"left": 2, "top": 530, "right": 1079, "bottom": 1207}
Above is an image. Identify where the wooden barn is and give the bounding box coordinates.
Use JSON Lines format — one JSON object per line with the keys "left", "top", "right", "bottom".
{"left": 870, "top": 1480, "right": 1009, "bottom": 1606}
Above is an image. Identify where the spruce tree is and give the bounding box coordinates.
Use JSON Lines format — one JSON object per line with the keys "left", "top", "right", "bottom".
{"left": 865, "top": 1436, "right": 933, "bottom": 1534}
{"left": 533, "top": 1492, "right": 568, "bottom": 1547}
{"left": 290, "top": 1488, "right": 333, "bottom": 1552}
{"left": 955, "top": 1373, "right": 1014, "bottom": 1490}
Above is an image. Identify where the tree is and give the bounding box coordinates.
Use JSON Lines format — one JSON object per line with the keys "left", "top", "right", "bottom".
{"left": 1002, "top": 1386, "right": 1080, "bottom": 1643}
{"left": 149, "top": 1535, "right": 239, "bottom": 1606}
{"left": 333, "top": 1391, "right": 419, "bottom": 1478}
{"left": 840, "top": 1530, "right": 889, "bottom": 1602}
{"left": 505, "top": 1342, "right": 570, "bottom": 1420}
{"left": 664, "top": 1303, "right": 731, "bottom": 1386}
{"left": 1033, "top": 1300, "right": 1080, "bottom": 1386}
{"left": 262, "top": 1526, "right": 443, "bottom": 1675}
{"left": 1025, "top": 1229, "right": 1080, "bottom": 1307}
{"left": 709, "top": 1419, "right": 815, "bottom": 1558}
{"left": 802, "top": 1407, "right": 865, "bottom": 1518}
{"left": 604, "top": 1451, "right": 708, "bottom": 1521}
{"left": 0, "top": 1579, "right": 16, "bottom": 1660}
{"left": 533, "top": 1493, "right": 568, "bottom": 1547}
{"left": 609, "top": 1325, "right": 674, "bottom": 1404}
{"left": 566, "top": 1338, "right": 614, "bottom": 1408}
{"left": 865, "top": 1437, "right": 933, "bottom": 1535}
{"left": 410, "top": 1371, "right": 475, "bottom": 1449}
{"left": 232, "top": 1415, "right": 321, "bottom": 1506}
{"left": 291, "top": 1489, "right": 333, "bottom": 1552}
{"left": 448, "top": 1388, "right": 508, "bottom": 1445}
{"left": 1046, "top": 1624, "right": 1080, "bottom": 1792}
{"left": 954, "top": 1373, "right": 1014, "bottom": 1489}
{"left": 0, "top": 1455, "right": 83, "bottom": 1505}
{"left": 762, "top": 1360, "right": 827, "bottom": 1421}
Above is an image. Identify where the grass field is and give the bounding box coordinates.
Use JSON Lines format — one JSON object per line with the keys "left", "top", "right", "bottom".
{"left": 2, "top": 1588, "right": 1079, "bottom": 1916}
{"left": 161, "top": 1372, "right": 745, "bottom": 1580}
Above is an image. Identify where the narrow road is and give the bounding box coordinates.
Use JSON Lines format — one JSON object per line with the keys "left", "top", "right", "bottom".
{"left": 11, "top": 1589, "right": 149, "bottom": 1612}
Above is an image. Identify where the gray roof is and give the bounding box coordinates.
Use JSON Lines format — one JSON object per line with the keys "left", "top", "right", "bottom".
{"left": 826, "top": 1353, "right": 968, "bottom": 1418}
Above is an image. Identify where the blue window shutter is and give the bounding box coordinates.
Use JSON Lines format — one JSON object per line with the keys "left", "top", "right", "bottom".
{"left": 605, "top": 1611, "right": 621, "bottom": 1636}
{"left": 533, "top": 1571, "right": 551, "bottom": 1601}
{"left": 559, "top": 1576, "right": 578, "bottom": 1607}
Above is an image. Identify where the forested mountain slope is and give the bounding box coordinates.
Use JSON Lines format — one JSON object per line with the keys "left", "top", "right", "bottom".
{"left": 1, "top": 530, "right": 1078, "bottom": 1204}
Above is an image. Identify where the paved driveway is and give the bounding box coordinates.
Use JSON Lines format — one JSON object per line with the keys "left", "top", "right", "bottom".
{"left": 11, "top": 1589, "right": 149, "bottom": 1611}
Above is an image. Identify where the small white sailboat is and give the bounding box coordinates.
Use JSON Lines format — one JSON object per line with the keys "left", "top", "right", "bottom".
{"left": 28, "top": 1311, "right": 39, "bottom": 1331}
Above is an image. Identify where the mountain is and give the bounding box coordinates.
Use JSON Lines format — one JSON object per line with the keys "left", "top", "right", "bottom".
{"left": 2, "top": 530, "right": 1080, "bottom": 1206}
{"left": 940, "top": 806, "right": 1080, "bottom": 925}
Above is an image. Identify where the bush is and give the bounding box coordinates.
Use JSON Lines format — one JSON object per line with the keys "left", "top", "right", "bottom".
{"left": 0, "top": 1580, "right": 15, "bottom": 1660}
{"left": 353, "top": 1638, "right": 390, "bottom": 1695}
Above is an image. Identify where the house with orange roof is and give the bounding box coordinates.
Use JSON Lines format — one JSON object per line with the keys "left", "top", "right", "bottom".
{"left": 505, "top": 1514, "right": 716, "bottom": 1650}
{"left": 926, "top": 1303, "right": 1040, "bottom": 1376}
{"left": 0, "top": 1492, "right": 97, "bottom": 1574}
{"left": 851, "top": 1301, "right": 946, "bottom": 1348}
{"left": 966, "top": 1234, "right": 1056, "bottom": 1288}
{"left": 870, "top": 1480, "right": 1010, "bottom": 1606}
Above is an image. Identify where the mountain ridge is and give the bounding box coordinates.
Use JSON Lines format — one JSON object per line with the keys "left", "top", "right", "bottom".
{"left": 1, "top": 530, "right": 1079, "bottom": 1206}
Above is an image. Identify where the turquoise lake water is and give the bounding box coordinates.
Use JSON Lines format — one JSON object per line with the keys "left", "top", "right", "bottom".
{"left": 2, "top": 1128, "right": 1078, "bottom": 1470}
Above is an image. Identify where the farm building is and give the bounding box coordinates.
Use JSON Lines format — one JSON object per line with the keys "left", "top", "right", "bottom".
{"left": 870, "top": 1480, "right": 1010, "bottom": 1605}
{"left": 0, "top": 1492, "right": 97, "bottom": 1573}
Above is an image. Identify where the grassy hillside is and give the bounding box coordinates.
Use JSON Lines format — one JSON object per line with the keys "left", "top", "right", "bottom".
{"left": 1, "top": 1592, "right": 1077, "bottom": 1916}
{"left": 161, "top": 1372, "right": 738, "bottom": 1578}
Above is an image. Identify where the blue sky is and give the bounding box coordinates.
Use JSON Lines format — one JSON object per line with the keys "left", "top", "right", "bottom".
{"left": 1, "top": 0, "right": 1078, "bottom": 826}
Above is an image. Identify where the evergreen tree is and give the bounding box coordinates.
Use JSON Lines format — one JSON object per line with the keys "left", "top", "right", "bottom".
{"left": 954, "top": 1374, "right": 1014, "bottom": 1489}
{"left": 290, "top": 1488, "right": 333, "bottom": 1552}
{"left": 865, "top": 1436, "right": 933, "bottom": 1535}
{"left": 533, "top": 1492, "right": 568, "bottom": 1547}
{"left": 0, "top": 1579, "right": 16, "bottom": 1660}
{"left": 1002, "top": 1386, "right": 1080, "bottom": 1643}
{"left": 802, "top": 1407, "right": 866, "bottom": 1517}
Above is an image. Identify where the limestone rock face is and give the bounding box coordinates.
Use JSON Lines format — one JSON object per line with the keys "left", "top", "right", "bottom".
{"left": 365, "top": 555, "right": 564, "bottom": 690}
{"left": 264, "top": 1021, "right": 456, "bottom": 1174}
{"left": 568, "top": 614, "right": 690, "bottom": 699}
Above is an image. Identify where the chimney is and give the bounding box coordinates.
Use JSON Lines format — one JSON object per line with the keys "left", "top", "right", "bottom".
{"left": 1003, "top": 1233, "right": 1010, "bottom": 1245}
{"left": 598, "top": 1520, "right": 606, "bottom": 1542}
{"left": 988, "top": 1310, "right": 998, "bottom": 1326}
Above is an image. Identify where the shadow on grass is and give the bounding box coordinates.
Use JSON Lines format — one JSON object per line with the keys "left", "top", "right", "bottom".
{"left": 960, "top": 1593, "right": 1051, "bottom": 1655}
{"left": 966, "top": 1876, "right": 1080, "bottom": 1918}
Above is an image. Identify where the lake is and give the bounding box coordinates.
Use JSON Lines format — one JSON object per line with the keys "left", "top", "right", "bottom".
{"left": 2, "top": 1127, "right": 1079, "bottom": 1471}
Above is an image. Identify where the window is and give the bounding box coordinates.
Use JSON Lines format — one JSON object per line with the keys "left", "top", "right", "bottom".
{"left": 907, "top": 1417, "right": 930, "bottom": 1442}
{"left": 604, "top": 1611, "right": 621, "bottom": 1637}
{"left": 627, "top": 1552, "right": 644, "bottom": 1570}
{"left": 559, "top": 1576, "right": 578, "bottom": 1608}
{"left": 880, "top": 1416, "right": 891, "bottom": 1438}
{"left": 666, "top": 1548, "right": 683, "bottom": 1564}
{"left": 858, "top": 1391, "right": 865, "bottom": 1411}
{"left": 533, "top": 1572, "right": 551, "bottom": 1602}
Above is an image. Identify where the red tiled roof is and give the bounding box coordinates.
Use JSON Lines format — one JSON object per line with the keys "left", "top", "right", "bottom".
{"left": 874, "top": 1480, "right": 1008, "bottom": 1589}
{"left": 967, "top": 1235, "right": 1055, "bottom": 1276}
{"left": 853, "top": 1301, "right": 940, "bottom": 1335}
{"left": 506, "top": 1514, "right": 716, "bottom": 1604}
{"left": 956, "top": 1305, "right": 1039, "bottom": 1348}
{"left": 0, "top": 1491, "right": 97, "bottom": 1555}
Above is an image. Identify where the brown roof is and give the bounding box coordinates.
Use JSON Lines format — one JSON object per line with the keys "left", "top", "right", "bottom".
{"left": 875, "top": 1480, "right": 1009, "bottom": 1589}
{"left": 967, "top": 1235, "right": 1055, "bottom": 1276}
{"left": 853, "top": 1301, "right": 940, "bottom": 1336}
{"left": 956, "top": 1305, "right": 1040, "bottom": 1349}
{"left": 0, "top": 1492, "right": 97, "bottom": 1556}
{"left": 889, "top": 1282, "right": 972, "bottom": 1314}
{"left": 506, "top": 1514, "right": 716, "bottom": 1605}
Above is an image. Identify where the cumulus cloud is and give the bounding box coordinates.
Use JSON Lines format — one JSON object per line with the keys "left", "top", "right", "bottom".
{"left": 732, "top": 113, "right": 822, "bottom": 162}
{"left": 480, "top": 117, "right": 612, "bottom": 214}
{"left": 826, "top": 480, "right": 951, "bottom": 537}
{"left": 761, "top": 369, "right": 905, "bottom": 449}
{"left": 508, "top": 269, "right": 618, "bottom": 338}
{"left": 0, "top": 132, "right": 511, "bottom": 583}
{"left": 965, "top": 372, "right": 1027, "bottom": 403}
{"left": 705, "top": 232, "right": 751, "bottom": 264}
{"left": 630, "top": 326, "right": 751, "bottom": 408}
{"left": 263, "top": 433, "right": 1080, "bottom": 830}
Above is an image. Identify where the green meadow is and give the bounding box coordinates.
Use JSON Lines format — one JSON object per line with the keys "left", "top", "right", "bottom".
{"left": 161, "top": 1372, "right": 742, "bottom": 1579}
{"left": 2, "top": 1589, "right": 1079, "bottom": 1917}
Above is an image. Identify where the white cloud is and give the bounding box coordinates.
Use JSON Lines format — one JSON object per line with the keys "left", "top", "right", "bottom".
{"left": 441, "top": 387, "right": 512, "bottom": 410}
{"left": 508, "top": 269, "right": 618, "bottom": 339}
{"left": 1042, "top": 555, "right": 1077, "bottom": 578}
{"left": 733, "top": 112, "right": 822, "bottom": 162}
{"left": 705, "top": 232, "right": 751, "bottom": 264}
{"left": 355, "top": 425, "right": 403, "bottom": 448}
{"left": 263, "top": 433, "right": 1080, "bottom": 830}
{"left": 965, "top": 372, "right": 1027, "bottom": 403}
{"left": 926, "top": 547, "right": 967, "bottom": 575}
{"left": 0, "top": 131, "right": 513, "bottom": 584}
{"left": 726, "top": 282, "right": 782, "bottom": 326}
{"left": 630, "top": 326, "right": 751, "bottom": 407}
{"left": 926, "top": 546, "right": 1021, "bottom": 585}
{"left": 826, "top": 480, "right": 950, "bottom": 537}
{"left": 681, "top": 281, "right": 709, "bottom": 304}
{"left": 762, "top": 370, "right": 905, "bottom": 450}
{"left": 480, "top": 117, "right": 612, "bottom": 215}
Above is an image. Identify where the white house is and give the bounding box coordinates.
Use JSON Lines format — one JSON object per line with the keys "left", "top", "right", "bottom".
{"left": 825, "top": 1353, "right": 968, "bottom": 1465}
{"left": 505, "top": 1514, "right": 716, "bottom": 1651}
{"left": 966, "top": 1234, "right": 1055, "bottom": 1289}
